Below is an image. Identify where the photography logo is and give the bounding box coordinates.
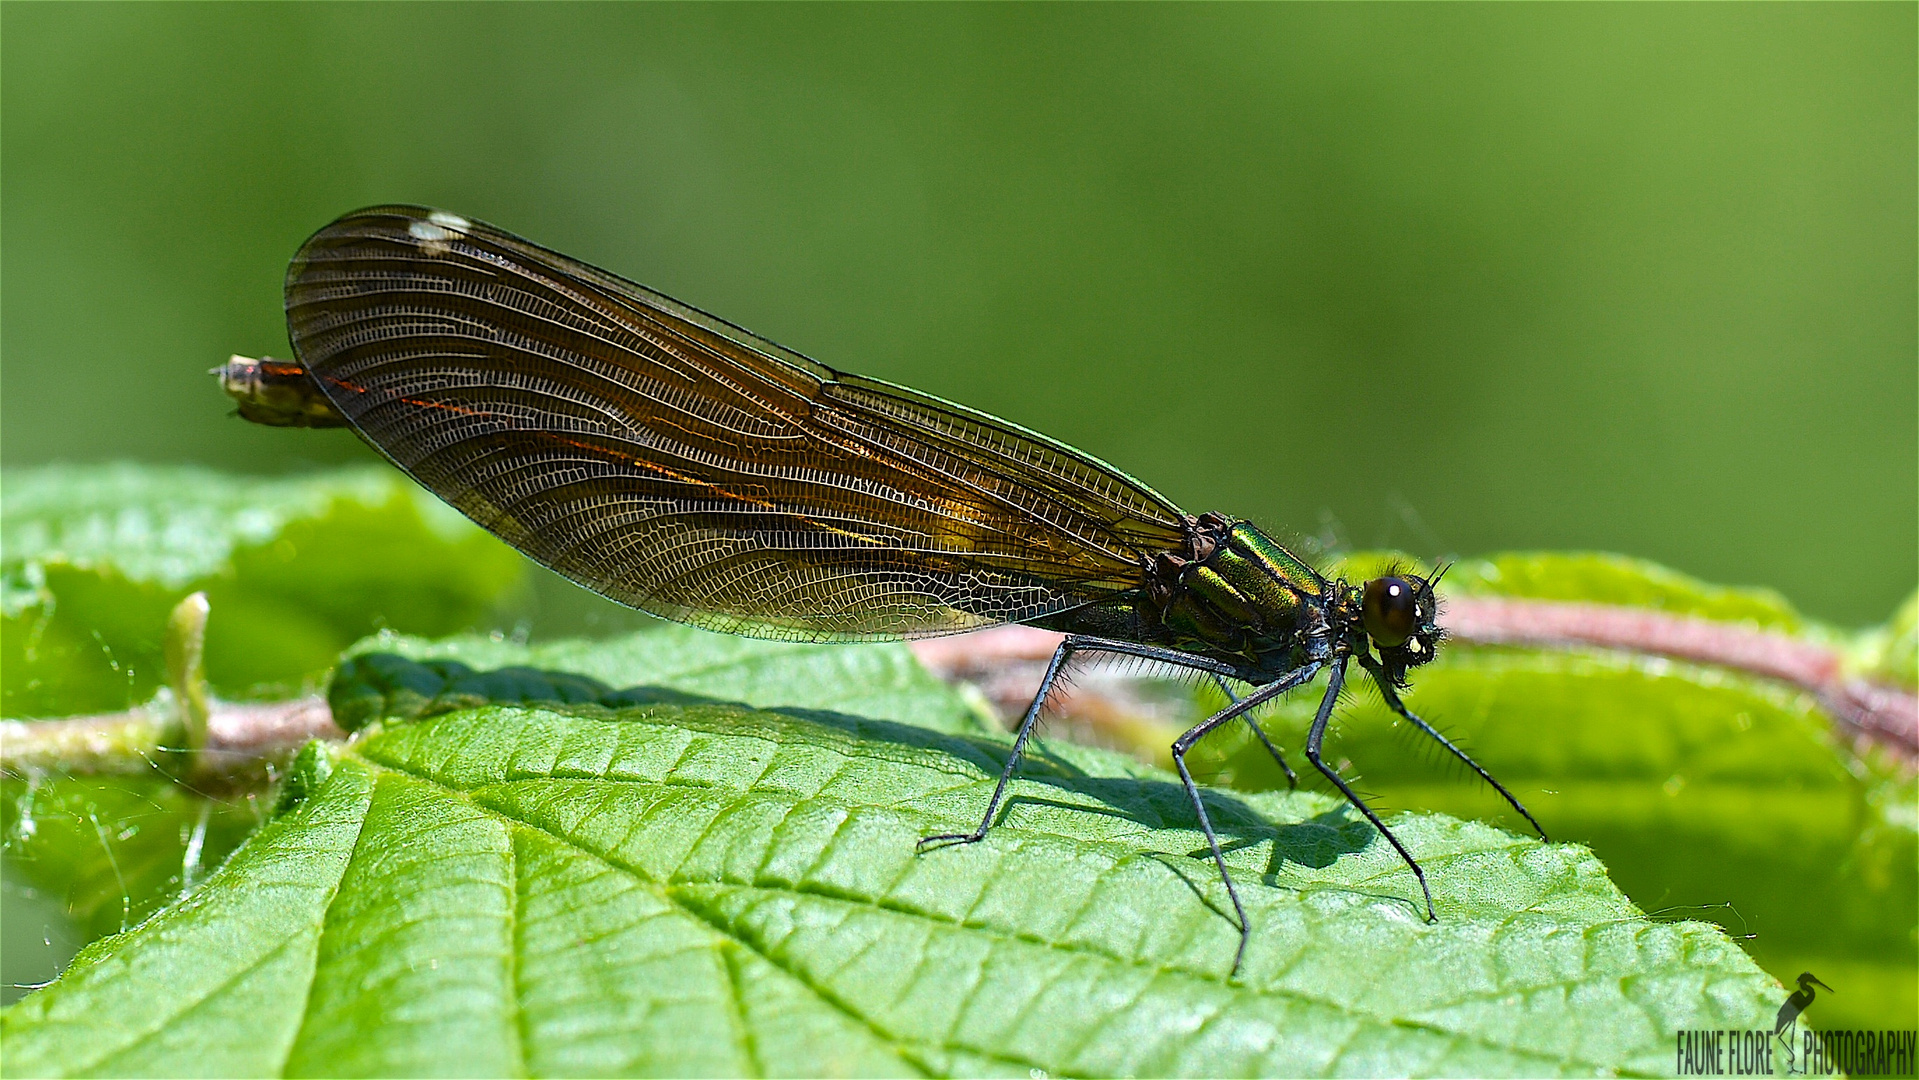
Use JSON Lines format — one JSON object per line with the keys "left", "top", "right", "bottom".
{"left": 1674, "top": 973, "right": 1916, "bottom": 1077}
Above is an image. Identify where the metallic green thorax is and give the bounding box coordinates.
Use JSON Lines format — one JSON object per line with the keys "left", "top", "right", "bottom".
{"left": 1153, "top": 516, "right": 1329, "bottom": 671}
{"left": 1035, "top": 512, "right": 1343, "bottom": 677}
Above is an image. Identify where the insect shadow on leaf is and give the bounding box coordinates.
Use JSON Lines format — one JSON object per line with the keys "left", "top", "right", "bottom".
{"left": 325, "top": 652, "right": 1400, "bottom": 924}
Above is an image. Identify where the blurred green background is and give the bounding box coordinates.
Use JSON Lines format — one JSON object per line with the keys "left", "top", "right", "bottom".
{"left": 4, "top": 4, "right": 1917, "bottom": 1037}
{"left": 2, "top": 3, "right": 1912, "bottom": 628}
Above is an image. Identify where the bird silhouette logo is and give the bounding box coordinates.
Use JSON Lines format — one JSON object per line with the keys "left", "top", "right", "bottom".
{"left": 1774, "top": 972, "right": 1833, "bottom": 1074}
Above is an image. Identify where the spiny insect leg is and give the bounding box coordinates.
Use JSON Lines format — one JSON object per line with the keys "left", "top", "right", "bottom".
{"left": 1304, "top": 656, "right": 1437, "bottom": 922}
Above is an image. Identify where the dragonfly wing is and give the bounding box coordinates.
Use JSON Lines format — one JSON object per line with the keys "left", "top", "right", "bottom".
{"left": 285, "top": 206, "right": 1190, "bottom": 641}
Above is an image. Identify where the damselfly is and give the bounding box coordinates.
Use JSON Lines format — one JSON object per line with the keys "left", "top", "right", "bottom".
{"left": 218, "top": 206, "right": 1545, "bottom": 972}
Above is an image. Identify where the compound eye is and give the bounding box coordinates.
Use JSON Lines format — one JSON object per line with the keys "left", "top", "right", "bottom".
{"left": 1363, "top": 576, "right": 1417, "bottom": 647}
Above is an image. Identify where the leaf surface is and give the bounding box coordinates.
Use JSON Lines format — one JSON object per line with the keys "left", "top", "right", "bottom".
{"left": 1435, "top": 551, "right": 1807, "bottom": 631}
{"left": 2, "top": 464, "right": 524, "bottom": 717}
{"left": 0, "top": 623, "right": 989, "bottom": 1001}
{"left": 0, "top": 774, "right": 265, "bottom": 946}
{"left": 1, "top": 463, "right": 530, "bottom": 997}
{"left": 3, "top": 685, "right": 1781, "bottom": 1077}
{"left": 1189, "top": 552, "right": 1917, "bottom": 1032}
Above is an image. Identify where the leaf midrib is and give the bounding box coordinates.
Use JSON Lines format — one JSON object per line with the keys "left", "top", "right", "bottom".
{"left": 352, "top": 744, "right": 1621, "bottom": 1075}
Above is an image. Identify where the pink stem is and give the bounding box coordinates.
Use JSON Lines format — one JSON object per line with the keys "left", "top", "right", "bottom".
{"left": 908, "top": 598, "right": 1919, "bottom": 760}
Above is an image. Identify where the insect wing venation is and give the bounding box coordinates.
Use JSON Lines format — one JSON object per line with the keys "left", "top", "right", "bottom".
{"left": 285, "top": 206, "right": 1188, "bottom": 640}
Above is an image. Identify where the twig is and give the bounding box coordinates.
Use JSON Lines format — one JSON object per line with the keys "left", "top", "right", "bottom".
{"left": 5, "top": 596, "right": 1909, "bottom": 779}
{"left": 2, "top": 593, "right": 343, "bottom": 781}
{"left": 1, "top": 696, "right": 341, "bottom": 780}
{"left": 1440, "top": 597, "right": 1917, "bottom": 759}
{"left": 908, "top": 598, "right": 1919, "bottom": 762}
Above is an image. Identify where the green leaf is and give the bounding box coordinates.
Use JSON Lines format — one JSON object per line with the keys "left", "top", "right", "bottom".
{"left": 0, "top": 774, "right": 264, "bottom": 948}
{"left": 4, "top": 685, "right": 1780, "bottom": 1076}
{"left": 1191, "top": 551, "right": 1918, "bottom": 1033}
{"left": 1859, "top": 587, "right": 1918, "bottom": 688}
{"left": 0, "top": 623, "right": 991, "bottom": 1002}
{"left": 1, "top": 462, "right": 529, "bottom": 997}
{"left": 1342, "top": 550, "right": 1808, "bottom": 631}
{"left": 2, "top": 464, "right": 526, "bottom": 718}
{"left": 1454, "top": 552, "right": 1809, "bottom": 630}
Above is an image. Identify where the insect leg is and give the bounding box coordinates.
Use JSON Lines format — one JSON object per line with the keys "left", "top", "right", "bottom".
{"left": 915, "top": 636, "right": 1237, "bottom": 848}
{"left": 1211, "top": 673, "right": 1299, "bottom": 789}
{"left": 1048, "top": 638, "right": 1243, "bottom": 678}
{"left": 1302, "top": 656, "right": 1437, "bottom": 922}
{"left": 1358, "top": 655, "right": 1547, "bottom": 840}
{"left": 917, "top": 636, "right": 1082, "bottom": 850}
{"left": 1169, "top": 661, "right": 1323, "bottom": 975}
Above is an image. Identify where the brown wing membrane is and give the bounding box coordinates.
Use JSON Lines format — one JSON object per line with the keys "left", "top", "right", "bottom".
{"left": 285, "top": 206, "right": 1190, "bottom": 641}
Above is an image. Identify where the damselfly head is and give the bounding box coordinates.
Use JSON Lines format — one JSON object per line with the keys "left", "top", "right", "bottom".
{"left": 1361, "top": 572, "right": 1441, "bottom": 667}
